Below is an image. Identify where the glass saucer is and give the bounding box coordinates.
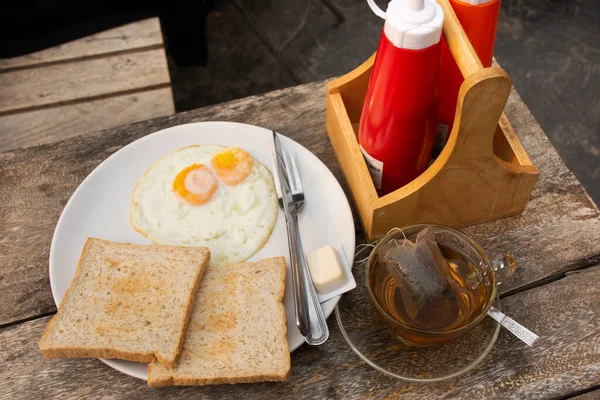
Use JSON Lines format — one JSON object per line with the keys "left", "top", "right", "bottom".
{"left": 335, "top": 267, "right": 500, "bottom": 382}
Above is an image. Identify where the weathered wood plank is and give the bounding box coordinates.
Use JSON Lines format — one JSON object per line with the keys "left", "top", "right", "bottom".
{"left": 1, "top": 264, "right": 597, "bottom": 399}
{"left": 334, "top": 265, "right": 600, "bottom": 399}
{"left": 0, "top": 19, "right": 163, "bottom": 71}
{"left": 0, "top": 80, "right": 599, "bottom": 328}
{"left": 0, "top": 49, "right": 171, "bottom": 114}
{"left": 0, "top": 88, "right": 174, "bottom": 152}
{"left": 570, "top": 390, "right": 600, "bottom": 400}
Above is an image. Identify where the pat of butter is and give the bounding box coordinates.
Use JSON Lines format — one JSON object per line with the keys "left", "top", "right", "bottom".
{"left": 306, "top": 245, "right": 346, "bottom": 294}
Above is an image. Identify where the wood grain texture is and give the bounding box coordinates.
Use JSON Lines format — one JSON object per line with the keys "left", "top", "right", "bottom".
{"left": 1, "top": 265, "right": 598, "bottom": 399}
{"left": 498, "top": 112, "right": 534, "bottom": 166}
{"left": 326, "top": 92, "right": 378, "bottom": 235}
{"left": 460, "top": 86, "right": 600, "bottom": 293}
{"left": 0, "top": 88, "right": 174, "bottom": 152}
{"left": 371, "top": 68, "right": 538, "bottom": 238}
{"left": 327, "top": 55, "right": 539, "bottom": 240}
{"left": 0, "top": 19, "right": 163, "bottom": 71}
{"left": 0, "top": 78, "right": 598, "bottom": 332}
{"left": 0, "top": 49, "right": 171, "bottom": 114}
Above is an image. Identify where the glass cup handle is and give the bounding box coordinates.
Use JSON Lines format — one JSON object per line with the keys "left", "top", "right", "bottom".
{"left": 492, "top": 254, "right": 517, "bottom": 285}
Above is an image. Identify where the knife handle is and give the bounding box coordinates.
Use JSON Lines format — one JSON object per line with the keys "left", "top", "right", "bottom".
{"left": 289, "top": 213, "right": 330, "bottom": 345}
{"left": 286, "top": 213, "right": 310, "bottom": 337}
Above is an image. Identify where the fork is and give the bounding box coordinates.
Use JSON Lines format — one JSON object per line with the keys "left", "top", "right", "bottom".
{"left": 271, "top": 142, "right": 329, "bottom": 345}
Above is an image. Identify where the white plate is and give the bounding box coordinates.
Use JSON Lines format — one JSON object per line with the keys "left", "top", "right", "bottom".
{"left": 49, "top": 121, "right": 355, "bottom": 380}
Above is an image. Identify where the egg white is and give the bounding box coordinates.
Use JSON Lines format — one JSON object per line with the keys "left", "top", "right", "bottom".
{"left": 130, "top": 145, "right": 278, "bottom": 266}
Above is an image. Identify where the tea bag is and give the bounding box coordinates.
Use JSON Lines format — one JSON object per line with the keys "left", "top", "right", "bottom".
{"left": 378, "top": 228, "right": 456, "bottom": 324}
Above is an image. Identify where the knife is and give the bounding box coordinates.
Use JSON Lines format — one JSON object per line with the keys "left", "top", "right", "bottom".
{"left": 273, "top": 131, "right": 329, "bottom": 345}
{"left": 273, "top": 132, "right": 311, "bottom": 337}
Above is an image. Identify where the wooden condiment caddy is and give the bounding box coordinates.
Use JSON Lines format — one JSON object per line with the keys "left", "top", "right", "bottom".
{"left": 325, "top": 0, "right": 539, "bottom": 241}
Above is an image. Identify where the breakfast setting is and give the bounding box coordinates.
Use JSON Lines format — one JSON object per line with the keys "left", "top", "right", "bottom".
{"left": 40, "top": 129, "right": 357, "bottom": 385}
{"left": 1, "top": 0, "right": 598, "bottom": 399}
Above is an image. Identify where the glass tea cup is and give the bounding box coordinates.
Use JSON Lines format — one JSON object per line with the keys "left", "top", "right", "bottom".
{"left": 366, "top": 224, "right": 515, "bottom": 346}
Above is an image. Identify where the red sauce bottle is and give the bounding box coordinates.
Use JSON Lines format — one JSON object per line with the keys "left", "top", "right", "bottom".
{"left": 434, "top": 0, "right": 501, "bottom": 155}
{"left": 359, "top": 0, "right": 445, "bottom": 196}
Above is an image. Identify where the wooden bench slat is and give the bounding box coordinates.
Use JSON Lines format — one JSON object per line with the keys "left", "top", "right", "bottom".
{"left": 1, "top": 265, "right": 597, "bottom": 399}
{"left": 0, "top": 88, "right": 174, "bottom": 152}
{"left": 0, "top": 48, "right": 171, "bottom": 114}
{"left": 0, "top": 19, "right": 163, "bottom": 71}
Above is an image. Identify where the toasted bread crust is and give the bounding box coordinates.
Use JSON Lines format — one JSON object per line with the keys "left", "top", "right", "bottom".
{"left": 147, "top": 257, "right": 290, "bottom": 387}
{"left": 39, "top": 238, "right": 94, "bottom": 357}
{"left": 148, "top": 371, "right": 290, "bottom": 388}
{"left": 39, "top": 238, "right": 210, "bottom": 368}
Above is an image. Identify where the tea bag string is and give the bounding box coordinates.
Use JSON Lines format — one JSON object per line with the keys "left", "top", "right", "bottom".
{"left": 353, "top": 227, "right": 407, "bottom": 264}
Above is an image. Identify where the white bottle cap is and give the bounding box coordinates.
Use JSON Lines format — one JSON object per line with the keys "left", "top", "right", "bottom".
{"left": 383, "top": 0, "right": 444, "bottom": 50}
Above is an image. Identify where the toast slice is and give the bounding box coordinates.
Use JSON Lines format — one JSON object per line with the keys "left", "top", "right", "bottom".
{"left": 147, "top": 257, "right": 290, "bottom": 387}
{"left": 39, "top": 238, "right": 210, "bottom": 368}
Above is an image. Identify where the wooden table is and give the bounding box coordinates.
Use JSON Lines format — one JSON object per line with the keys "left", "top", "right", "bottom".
{"left": 1, "top": 81, "right": 599, "bottom": 399}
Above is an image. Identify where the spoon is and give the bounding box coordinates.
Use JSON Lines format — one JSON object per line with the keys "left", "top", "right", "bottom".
{"left": 490, "top": 255, "right": 539, "bottom": 346}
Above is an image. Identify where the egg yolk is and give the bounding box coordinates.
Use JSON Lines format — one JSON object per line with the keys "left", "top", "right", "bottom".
{"left": 211, "top": 148, "right": 253, "bottom": 186}
{"left": 173, "top": 164, "right": 217, "bottom": 205}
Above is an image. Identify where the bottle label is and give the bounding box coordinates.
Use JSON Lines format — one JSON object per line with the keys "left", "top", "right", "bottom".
{"left": 432, "top": 123, "right": 450, "bottom": 158}
{"left": 360, "top": 145, "right": 384, "bottom": 190}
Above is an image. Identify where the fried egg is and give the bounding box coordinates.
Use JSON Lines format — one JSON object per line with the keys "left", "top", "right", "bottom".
{"left": 130, "top": 145, "right": 278, "bottom": 266}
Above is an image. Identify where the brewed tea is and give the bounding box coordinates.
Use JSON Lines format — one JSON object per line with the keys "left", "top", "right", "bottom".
{"left": 369, "top": 236, "right": 489, "bottom": 334}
